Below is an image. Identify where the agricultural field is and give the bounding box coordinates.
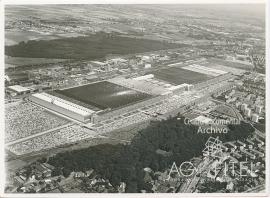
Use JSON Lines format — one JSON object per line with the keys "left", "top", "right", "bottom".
{"left": 5, "top": 32, "right": 182, "bottom": 60}
{"left": 5, "top": 30, "right": 60, "bottom": 46}
{"left": 5, "top": 55, "right": 67, "bottom": 68}
{"left": 55, "top": 81, "right": 152, "bottom": 110}
{"left": 150, "top": 67, "right": 213, "bottom": 85}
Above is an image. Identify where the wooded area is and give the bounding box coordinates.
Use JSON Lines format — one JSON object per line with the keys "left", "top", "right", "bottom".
{"left": 48, "top": 116, "right": 254, "bottom": 192}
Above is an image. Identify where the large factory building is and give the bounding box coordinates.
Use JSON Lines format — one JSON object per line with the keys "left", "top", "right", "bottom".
{"left": 29, "top": 93, "right": 95, "bottom": 122}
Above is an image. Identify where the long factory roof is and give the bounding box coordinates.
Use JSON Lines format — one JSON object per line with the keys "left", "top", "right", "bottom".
{"left": 8, "top": 85, "right": 30, "bottom": 93}
{"left": 32, "top": 92, "right": 95, "bottom": 116}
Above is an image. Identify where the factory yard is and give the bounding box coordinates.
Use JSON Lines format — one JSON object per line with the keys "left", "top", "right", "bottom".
{"left": 7, "top": 125, "right": 97, "bottom": 156}
{"left": 5, "top": 66, "right": 231, "bottom": 155}
{"left": 5, "top": 91, "right": 195, "bottom": 155}
{"left": 5, "top": 101, "right": 70, "bottom": 142}
{"left": 55, "top": 81, "right": 152, "bottom": 110}
{"left": 5, "top": 76, "right": 233, "bottom": 156}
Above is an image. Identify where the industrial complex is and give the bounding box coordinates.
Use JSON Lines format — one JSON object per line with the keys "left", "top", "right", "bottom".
{"left": 4, "top": 4, "right": 266, "bottom": 194}
{"left": 28, "top": 63, "right": 235, "bottom": 125}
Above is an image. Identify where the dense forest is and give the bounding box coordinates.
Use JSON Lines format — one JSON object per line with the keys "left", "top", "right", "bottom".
{"left": 48, "top": 116, "right": 254, "bottom": 192}
{"left": 5, "top": 32, "right": 182, "bottom": 60}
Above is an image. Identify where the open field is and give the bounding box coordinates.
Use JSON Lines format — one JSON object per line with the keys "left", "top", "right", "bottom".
{"left": 5, "top": 55, "right": 67, "bottom": 68}
{"left": 55, "top": 81, "right": 152, "bottom": 110}
{"left": 5, "top": 30, "right": 86, "bottom": 46}
{"left": 150, "top": 67, "right": 213, "bottom": 85}
{"left": 5, "top": 32, "right": 182, "bottom": 60}
{"left": 5, "top": 30, "right": 60, "bottom": 46}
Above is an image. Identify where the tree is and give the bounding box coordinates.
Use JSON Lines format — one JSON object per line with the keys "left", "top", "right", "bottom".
{"left": 52, "top": 167, "right": 62, "bottom": 177}
{"left": 62, "top": 168, "right": 71, "bottom": 178}
{"left": 46, "top": 116, "right": 255, "bottom": 192}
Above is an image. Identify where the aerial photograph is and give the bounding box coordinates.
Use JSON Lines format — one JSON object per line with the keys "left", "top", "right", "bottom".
{"left": 3, "top": 3, "right": 266, "bottom": 194}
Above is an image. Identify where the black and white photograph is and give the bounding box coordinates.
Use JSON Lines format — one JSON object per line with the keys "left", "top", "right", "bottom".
{"left": 0, "top": 0, "right": 268, "bottom": 196}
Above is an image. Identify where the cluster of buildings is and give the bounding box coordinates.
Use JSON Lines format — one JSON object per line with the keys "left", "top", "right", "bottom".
{"left": 5, "top": 49, "right": 193, "bottom": 100}
{"left": 12, "top": 165, "right": 120, "bottom": 193}
{"left": 13, "top": 163, "right": 55, "bottom": 190}
{"left": 5, "top": 5, "right": 266, "bottom": 194}
{"left": 242, "top": 74, "right": 265, "bottom": 97}
{"left": 6, "top": 85, "right": 31, "bottom": 96}
{"left": 27, "top": 63, "right": 231, "bottom": 125}
{"left": 239, "top": 103, "right": 262, "bottom": 123}
{"left": 5, "top": 59, "right": 240, "bottom": 158}
{"left": 226, "top": 54, "right": 253, "bottom": 66}
{"left": 213, "top": 73, "right": 265, "bottom": 124}
{"left": 133, "top": 133, "right": 265, "bottom": 193}
{"left": 196, "top": 135, "right": 265, "bottom": 193}
{"left": 5, "top": 60, "right": 266, "bottom": 194}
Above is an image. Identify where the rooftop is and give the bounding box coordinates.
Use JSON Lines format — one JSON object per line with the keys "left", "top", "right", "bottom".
{"left": 8, "top": 85, "right": 30, "bottom": 93}
{"left": 31, "top": 93, "right": 95, "bottom": 116}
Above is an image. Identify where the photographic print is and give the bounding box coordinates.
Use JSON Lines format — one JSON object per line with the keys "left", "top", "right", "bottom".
{"left": 2, "top": 1, "right": 267, "bottom": 196}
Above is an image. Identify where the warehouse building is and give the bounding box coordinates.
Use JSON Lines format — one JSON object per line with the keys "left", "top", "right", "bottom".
{"left": 251, "top": 114, "right": 259, "bottom": 123}
{"left": 241, "top": 103, "right": 248, "bottom": 111}
{"left": 29, "top": 93, "right": 95, "bottom": 122}
{"left": 7, "top": 85, "right": 31, "bottom": 96}
{"left": 255, "top": 105, "right": 263, "bottom": 114}
{"left": 133, "top": 74, "right": 154, "bottom": 81}
{"left": 244, "top": 108, "right": 251, "bottom": 117}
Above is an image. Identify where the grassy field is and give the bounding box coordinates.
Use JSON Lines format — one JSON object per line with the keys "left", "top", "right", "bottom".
{"left": 5, "top": 55, "right": 67, "bottom": 68}
{"left": 5, "top": 30, "right": 59, "bottom": 46}
{"left": 5, "top": 32, "right": 183, "bottom": 60}
{"left": 150, "top": 67, "right": 213, "bottom": 85}
{"left": 55, "top": 81, "right": 152, "bottom": 109}
{"left": 213, "top": 105, "right": 238, "bottom": 118}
